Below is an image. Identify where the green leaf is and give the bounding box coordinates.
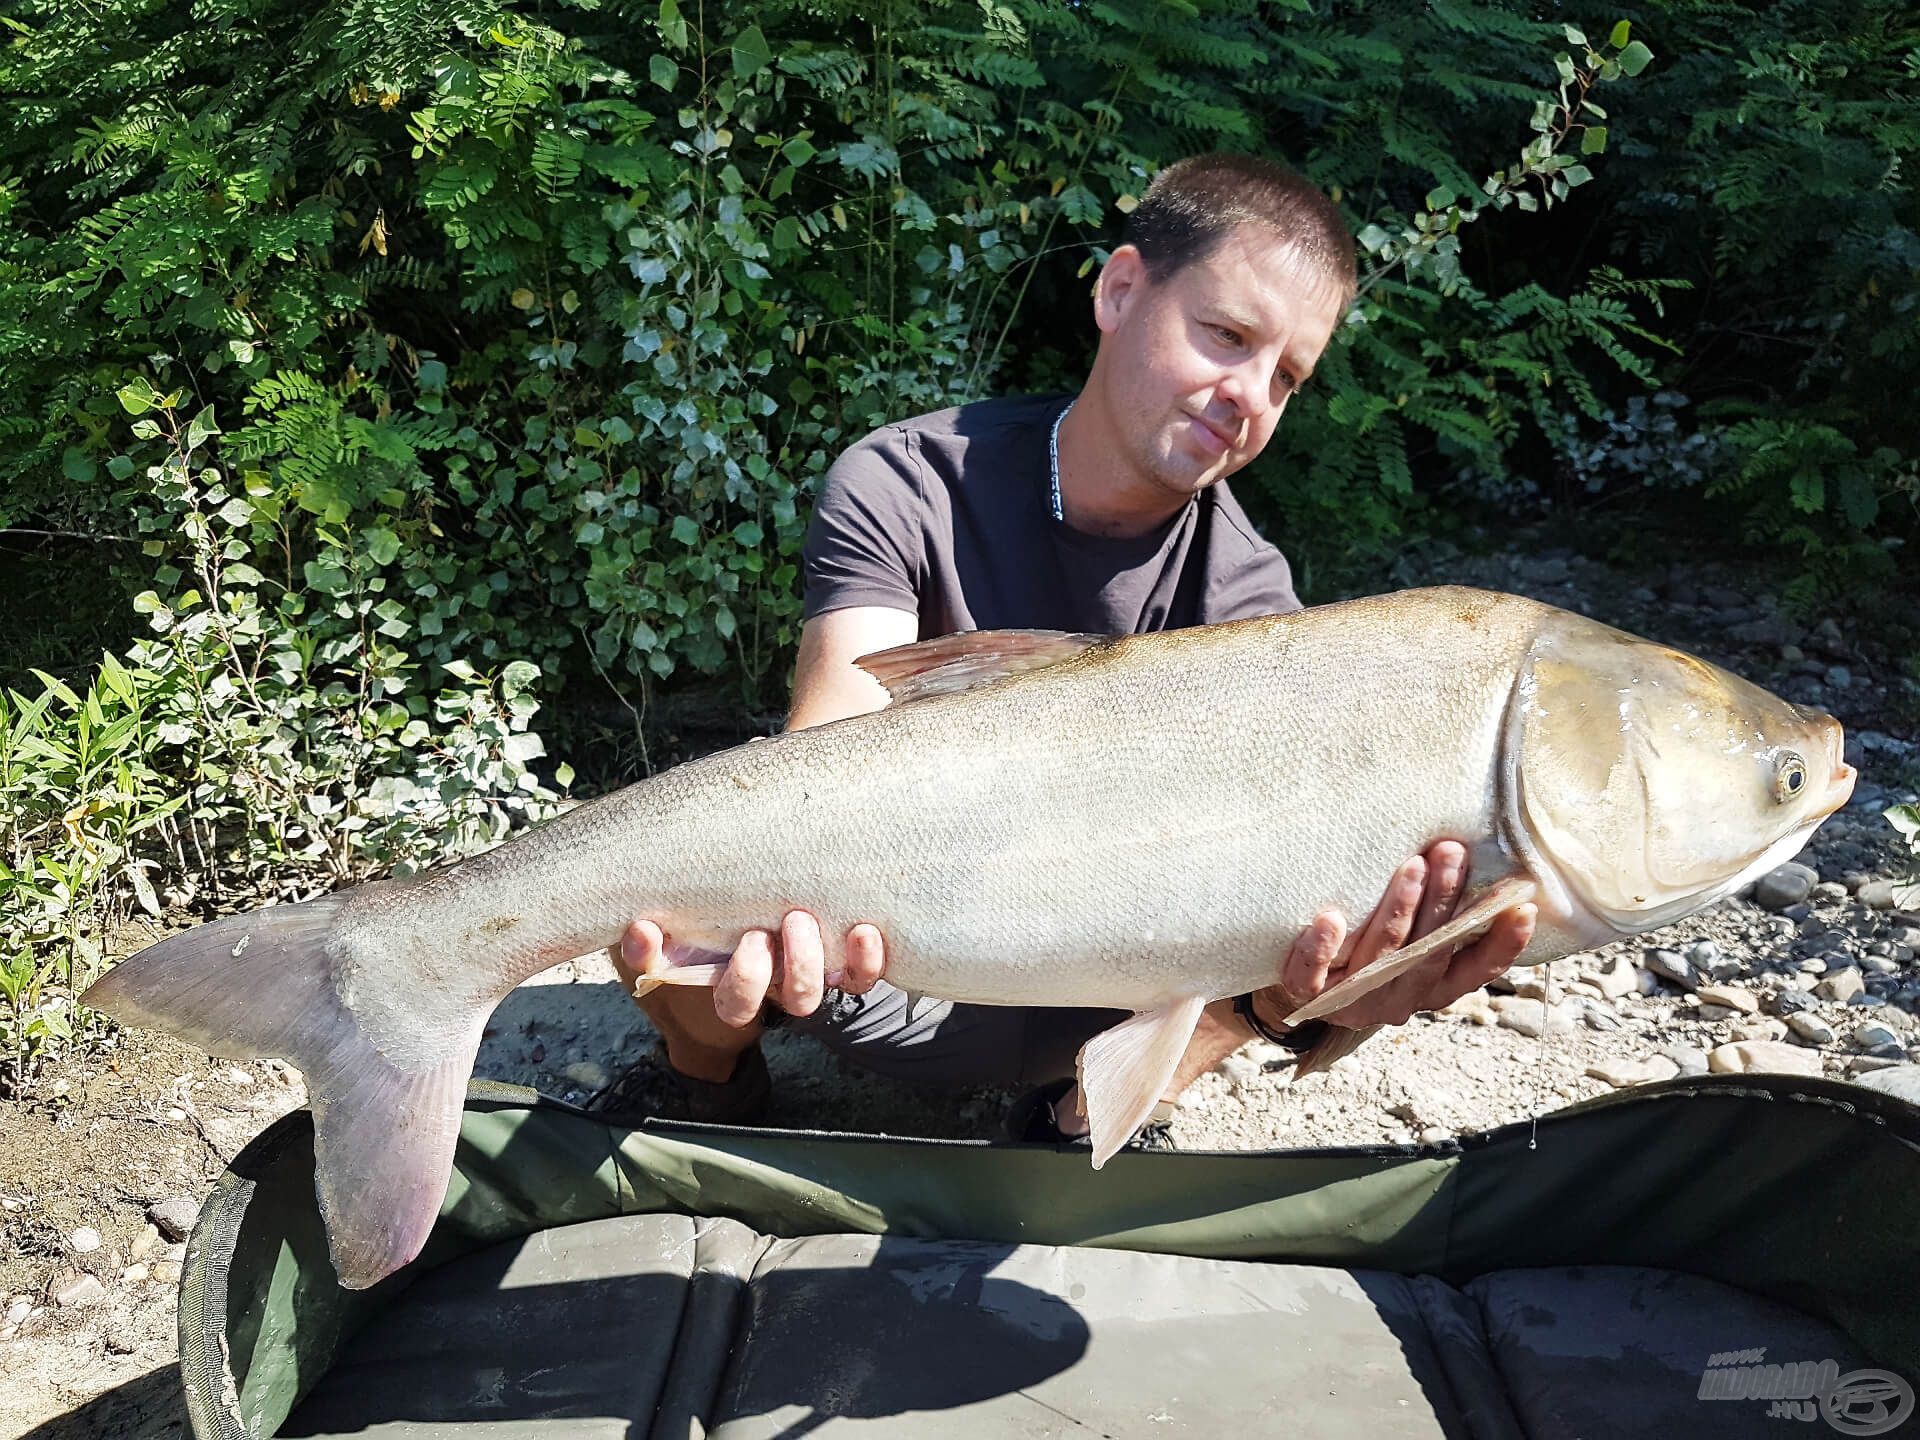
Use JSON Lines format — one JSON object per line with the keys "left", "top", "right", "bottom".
{"left": 1562, "top": 24, "right": 1587, "bottom": 46}
{"left": 185, "top": 405, "right": 220, "bottom": 452}
{"left": 649, "top": 53, "right": 677, "bottom": 90}
{"left": 1619, "top": 40, "right": 1654, "bottom": 75}
{"left": 1563, "top": 165, "right": 1593, "bottom": 186}
{"left": 1581, "top": 126, "right": 1609, "bottom": 154}
{"left": 61, "top": 448, "right": 96, "bottom": 483}
{"left": 731, "top": 24, "right": 772, "bottom": 80}
{"left": 732, "top": 520, "right": 764, "bottom": 547}
{"left": 116, "top": 382, "right": 152, "bottom": 416}
{"left": 1609, "top": 19, "right": 1631, "bottom": 48}
{"left": 781, "top": 135, "right": 816, "bottom": 165}
{"left": 1887, "top": 804, "right": 1920, "bottom": 844}
{"left": 1425, "top": 184, "right": 1456, "bottom": 212}
{"left": 364, "top": 527, "right": 401, "bottom": 566}
{"left": 1555, "top": 53, "right": 1576, "bottom": 85}
{"left": 555, "top": 761, "right": 576, "bottom": 790}
{"left": 670, "top": 515, "right": 700, "bottom": 546}
{"left": 658, "top": 0, "right": 687, "bottom": 48}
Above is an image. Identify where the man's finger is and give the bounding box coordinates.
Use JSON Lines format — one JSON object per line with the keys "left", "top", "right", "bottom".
{"left": 1444, "top": 905, "right": 1536, "bottom": 991}
{"left": 617, "top": 919, "right": 667, "bottom": 978}
{"left": 1346, "top": 856, "right": 1426, "bottom": 970}
{"left": 840, "top": 924, "right": 886, "bottom": 995}
{"left": 1413, "top": 841, "right": 1467, "bottom": 940}
{"left": 716, "top": 929, "right": 774, "bottom": 1028}
{"left": 1282, "top": 910, "right": 1345, "bottom": 1008}
{"left": 778, "top": 910, "right": 826, "bottom": 1017}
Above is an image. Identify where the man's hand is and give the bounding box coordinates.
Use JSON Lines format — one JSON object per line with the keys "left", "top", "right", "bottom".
{"left": 1250, "top": 839, "right": 1536, "bottom": 1034}
{"left": 618, "top": 913, "right": 888, "bottom": 1028}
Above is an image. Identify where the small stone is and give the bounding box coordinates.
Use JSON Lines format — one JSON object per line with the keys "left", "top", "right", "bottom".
{"left": 1708, "top": 1040, "right": 1824, "bottom": 1077}
{"left": 1816, "top": 969, "right": 1866, "bottom": 1003}
{"left": 227, "top": 1066, "right": 253, "bottom": 1087}
{"left": 1696, "top": 1003, "right": 1741, "bottom": 1022}
{"left": 1440, "top": 990, "right": 1494, "bottom": 1020}
{"left": 1853, "top": 1022, "right": 1903, "bottom": 1054}
{"left": 1492, "top": 997, "right": 1563, "bottom": 1037}
{"left": 1799, "top": 956, "right": 1829, "bottom": 975}
{"left": 1661, "top": 1045, "right": 1710, "bottom": 1077}
{"left": 1853, "top": 993, "right": 1889, "bottom": 1008}
{"left": 1787, "top": 1014, "right": 1837, "bottom": 1046}
{"left": 1752, "top": 863, "right": 1818, "bottom": 911}
{"left": 1783, "top": 903, "right": 1813, "bottom": 922}
{"left": 1859, "top": 880, "right": 1898, "bottom": 910}
{"left": 1580, "top": 1001, "right": 1625, "bottom": 1032}
{"left": 1585, "top": 1055, "right": 1681, "bottom": 1089}
{"left": 1812, "top": 881, "right": 1851, "bottom": 904}
{"left": 1641, "top": 949, "right": 1701, "bottom": 992}
{"left": 5, "top": 1298, "right": 29, "bottom": 1327}
{"left": 1766, "top": 987, "right": 1816, "bottom": 1017}
{"left": 1863, "top": 956, "right": 1900, "bottom": 975}
{"left": 1696, "top": 983, "right": 1760, "bottom": 1015}
{"left": 121, "top": 1263, "right": 150, "bottom": 1284}
{"left": 69, "top": 1226, "right": 102, "bottom": 1254}
{"left": 54, "top": 1274, "right": 106, "bottom": 1308}
{"left": 1686, "top": 939, "right": 1724, "bottom": 969}
{"left": 165, "top": 1107, "right": 187, "bottom": 1123}
{"left": 1418, "top": 1126, "right": 1453, "bottom": 1146}
{"left": 1217, "top": 1054, "right": 1261, "bottom": 1092}
{"left": 1825, "top": 665, "right": 1852, "bottom": 690}
{"left": 1850, "top": 1055, "right": 1906, "bottom": 1075}
{"left": 151, "top": 1260, "right": 181, "bottom": 1285}
{"left": 128, "top": 1224, "right": 159, "bottom": 1261}
{"left": 562, "top": 1061, "right": 612, "bottom": 1092}
{"left": 147, "top": 1196, "right": 198, "bottom": 1243}
{"left": 1852, "top": 1063, "right": 1920, "bottom": 1103}
{"left": 1732, "top": 1017, "right": 1788, "bottom": 1043}
{"left": 1590, "top": 955, "right": 1638, "bottom": 1000}
{"left": 1487, "top": 967, "right": 1524, "bottom": 994}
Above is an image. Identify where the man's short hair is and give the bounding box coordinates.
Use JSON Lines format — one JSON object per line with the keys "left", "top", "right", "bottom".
{"left": 1121, "top": 153, "right": 1356, "bottom": 308}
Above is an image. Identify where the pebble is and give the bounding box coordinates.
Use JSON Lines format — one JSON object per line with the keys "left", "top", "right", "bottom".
{"left": 1863, "top": 956, "right": 1900, "bottom": 975}
{"left": 1858, "top": 880, "right": 1898, "bottom": 910}
{"left": 1787, "top": 1014, "right": 1837, "bottom": 1045}
{"left": 1812, "top": 882, "right": 1851, "bottom": 904}
{"left": 1218, "top": 1054, "right": 1261, "bottom": 1092}
{"left": 1799, "top": 956, "right": 1829, "bottom": 975}
{"left": 1661, "top": 1045, "right": 1710, "bottom": 1077}
{"left": 54, "top": 1274, "right": 106, "bottom": 1308}
{"left": 1696, "top": 983, "right": 1760, "bottom": 1014}
{"left": 1752, "top": 863, "right": 1818, "bottom": 911}
{"left": 1816, "top": 969, "right": 1866, "bottom": 1003}
{"left": 121, "top": 1263, "right": 150, "bottom": 1284}
{"left": 563, "top": 1060, "right": 613, "bottom": 1092}
{"left": 1766, "top": 987, "right": 1816, "bottom": 1017}
{"left": 128, "top": 1224, "right": 159, "bottom": 1261}
{"left": 1418, "top": 1126, "right": 1453, "bottom": 1146}
{"left": 1849, "top": 1055, "right": 1906, "bottom": 1075}
{"left": 1686, "top": 939, "right": 1724, "bottom": 970}
{"left": 227, "top": 1066, "right": 253, "bottom": 1087}
{"left": 1641, "top": 949, "right": 1701, "bottom": 992}
{"left": 1491, "top": 997, "right": 1568, "bottom": 1037}
{"left": 151, "top": 1260, "right": 182, "bottom": 1285}
{"left": 69, "top": 1226, "right": 101, "bottom": 1254}
{"left": 1590, "top": 955, "right": 1639, "bottom": 1000}
{"left": 1585, "top": 1055, "right": 1680, "bottom": 1089}
{"left": 1708, "top": 1040, "right": 1824, "bottom": 1077}
{"left": 147, "top": 1196, "right": 198, "bottom": 1243}
{"left": 5, "top": 1298, "right": 29, "bottom": 1327}
{"left": 1731, "top": 1017, "right": 1788, "bottom": 1043}
{"left": 1852, "top": 1022, "right": 1903, "bottom": 1055}
{"left": 1852, "top": 1063, "right": 1920, "bottom": 1103}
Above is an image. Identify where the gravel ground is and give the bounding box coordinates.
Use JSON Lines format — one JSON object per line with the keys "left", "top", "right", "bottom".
{"left": 3, "top": 533, "right": 1916, "bottom": 1438}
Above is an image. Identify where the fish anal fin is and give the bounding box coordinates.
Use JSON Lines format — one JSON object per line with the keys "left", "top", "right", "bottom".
{"left": 857, "top": 629, "right": 1111, "bottom": 705}
{"left": 627, "top": 939, "right": 733, "bottom": 1000}
{"left": 1075, "top": 995, "right": 1207, "bottom": 1169}
{"left": 1283, "top": 873, "right": 1541, "bottom": 1027}
{"left": 1289, "top": 1023, "right": 1380, "bottom": 1080}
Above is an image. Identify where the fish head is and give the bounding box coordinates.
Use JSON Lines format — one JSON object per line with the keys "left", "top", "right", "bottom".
{"left": 1509, "top": 615, "right": 1854, "bottom": 936}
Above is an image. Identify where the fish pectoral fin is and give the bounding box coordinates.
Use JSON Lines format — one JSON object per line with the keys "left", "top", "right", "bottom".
{"left": 1282, "top": 873, "right": 1541, "bottom": 1027}
{"left": 856, "top": 628, "right": 1112, "bottom": 704}
{"left": 1289, "top": 1023, "right": 1381, "bottom": 1079}
{"left": 1075, "top": 995, "right": 1207, "bottom": 1170}
{"left": 628, "top": 962, "right": 727, "bottom": 999}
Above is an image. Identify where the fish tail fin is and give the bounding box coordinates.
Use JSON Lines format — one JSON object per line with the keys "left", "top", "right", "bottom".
{"left": 83, "top": 890, "right": 479, "bottom": 1289}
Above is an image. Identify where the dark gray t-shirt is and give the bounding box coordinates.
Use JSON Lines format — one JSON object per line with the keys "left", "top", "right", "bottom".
{"left": 802, "top": 394, "right": 1301, "bottom": 638}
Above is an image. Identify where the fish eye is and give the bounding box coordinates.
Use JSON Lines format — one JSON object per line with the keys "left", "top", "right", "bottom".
{"left": 1773, "top": 753, "right": 1808, "bottom": 804}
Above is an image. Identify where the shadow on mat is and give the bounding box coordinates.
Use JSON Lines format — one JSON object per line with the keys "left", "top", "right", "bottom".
{"left": 18, "top": 1363, "right": 188, "bottom": 1440}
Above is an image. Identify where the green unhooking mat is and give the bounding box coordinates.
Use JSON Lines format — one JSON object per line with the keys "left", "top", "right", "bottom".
{"left": 179, "top": 1073, "right": 1920, "bottom": 1439}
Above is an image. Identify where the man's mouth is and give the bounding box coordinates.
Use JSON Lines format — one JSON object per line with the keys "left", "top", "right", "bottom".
{"left": 1186, "top": 414, "right": 1235, "bottom": 456}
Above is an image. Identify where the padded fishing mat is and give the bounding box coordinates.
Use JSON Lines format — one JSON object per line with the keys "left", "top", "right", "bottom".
{"left": 179, "top": 1074, "right": 1920, "bottom": 1438}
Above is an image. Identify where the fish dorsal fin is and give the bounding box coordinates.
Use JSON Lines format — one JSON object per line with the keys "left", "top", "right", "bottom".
{"left": 856, "top": 629, "right": 1111, "bottom": 705}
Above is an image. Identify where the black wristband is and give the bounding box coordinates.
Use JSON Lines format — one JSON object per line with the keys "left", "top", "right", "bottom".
{"left": 1232, "top": 993, "right": 1329, "bottom": 1054}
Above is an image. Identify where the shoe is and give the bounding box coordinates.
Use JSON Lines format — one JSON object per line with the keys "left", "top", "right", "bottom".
{"left": 589, "top": 1042, "right": 772, "bottom": 1127}
{"left": 1001, "top": 1077, "right": 1176, "bottom": 1150}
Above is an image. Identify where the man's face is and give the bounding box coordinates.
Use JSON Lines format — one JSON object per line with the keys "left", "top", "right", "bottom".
{"left": 1091, "top": 224, "right": 1347, "bottom": 503}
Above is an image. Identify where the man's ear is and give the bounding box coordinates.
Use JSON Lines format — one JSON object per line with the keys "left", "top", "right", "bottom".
{"left": 1094, "top": 244, "right": 1150, "bottom": 336}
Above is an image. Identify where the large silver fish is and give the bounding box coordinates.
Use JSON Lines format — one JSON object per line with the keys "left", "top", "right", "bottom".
{"left": 84, "top": 587, "right": 1854, "bottom": 1287}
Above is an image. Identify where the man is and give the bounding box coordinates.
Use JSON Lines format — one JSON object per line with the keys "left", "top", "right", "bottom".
{"left": 607, "top": 153, "right": 1535, "bottom": 1140}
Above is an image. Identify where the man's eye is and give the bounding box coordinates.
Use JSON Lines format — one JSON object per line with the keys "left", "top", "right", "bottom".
{"left": 1209, "top": 325, "right": 1242, "bottom": 346}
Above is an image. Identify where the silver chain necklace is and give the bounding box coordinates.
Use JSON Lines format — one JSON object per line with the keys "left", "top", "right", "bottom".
{"left": 1047, "top": 399, "right": 1074, "bottom": 523}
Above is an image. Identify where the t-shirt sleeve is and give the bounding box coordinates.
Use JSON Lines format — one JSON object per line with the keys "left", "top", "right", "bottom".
{"left": 1211, "top": 542, "right": 1303, "bottom": 620}
{"left": 802, "top": 426, "right": 927, "bottom": 620}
